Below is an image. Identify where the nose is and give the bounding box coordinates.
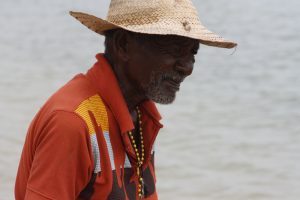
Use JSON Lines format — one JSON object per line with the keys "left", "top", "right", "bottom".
{"left": 174, "top": 59, "right": 194, "bottom": 77}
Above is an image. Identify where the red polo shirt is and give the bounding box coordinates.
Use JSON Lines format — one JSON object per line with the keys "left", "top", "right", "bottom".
{"left": 15, "top": 54, "right": 163, "bottom": 200}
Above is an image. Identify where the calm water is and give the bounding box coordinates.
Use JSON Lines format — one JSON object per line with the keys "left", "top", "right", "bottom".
{"left": 1, "top": 0, "right": 300, "bottom": 199}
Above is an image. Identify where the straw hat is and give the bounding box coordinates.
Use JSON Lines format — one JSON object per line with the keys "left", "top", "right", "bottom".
{"left": 70, "top": 0, "right": 237, "bottom": 48}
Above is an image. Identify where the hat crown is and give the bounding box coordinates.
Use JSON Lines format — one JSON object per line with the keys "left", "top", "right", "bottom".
{"left": 106, "top": 0, "right": 199, "bottom": 25}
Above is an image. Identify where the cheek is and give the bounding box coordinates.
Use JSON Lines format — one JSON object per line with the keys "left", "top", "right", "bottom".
{"left": 134, "top": 53, "right": 177, "bottom": 85}
{"left": 153, "top": 56, "right": 177, "bottom": 75}
{"left": 133, "top": 63, "right": 155, "bottom": 87}
{"left": 159, "top": 54, "right": 177, "bottom": 67}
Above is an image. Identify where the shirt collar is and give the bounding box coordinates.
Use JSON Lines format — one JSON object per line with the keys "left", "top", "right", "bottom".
{"left": 86, "top": 53, "right": 162, "bottom": 133}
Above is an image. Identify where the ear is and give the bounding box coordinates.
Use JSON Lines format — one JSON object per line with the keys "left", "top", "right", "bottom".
{"left": 112, "top": 29, "right": 130, "bottom": 62}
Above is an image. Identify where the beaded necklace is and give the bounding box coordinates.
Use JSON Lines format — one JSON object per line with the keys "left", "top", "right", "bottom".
{"left": 128, "top": 107, "right": 145, "bottom": 199}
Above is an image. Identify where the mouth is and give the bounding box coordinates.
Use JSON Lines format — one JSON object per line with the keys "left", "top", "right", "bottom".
{"left": 164, "top": 77, "right": 183, "bottom": 91}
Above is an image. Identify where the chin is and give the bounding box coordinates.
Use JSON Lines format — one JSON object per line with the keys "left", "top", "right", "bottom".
{"left": 145, "top": 83, "right": 178, "bottom": 104}
{"left": 151, "top": 93, "right": 176, "bottom": 105}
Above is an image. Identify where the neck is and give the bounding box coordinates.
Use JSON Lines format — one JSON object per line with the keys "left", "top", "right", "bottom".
{"left": 119, "top": 82, "right": 145, "bottom": 112}
{"left": 104, "top": 54, "right": 146, "bottom": 112}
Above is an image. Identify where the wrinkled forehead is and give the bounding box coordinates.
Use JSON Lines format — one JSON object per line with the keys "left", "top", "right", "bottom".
{"left": 130, "top": 32, "right": 199, "bottom": 49}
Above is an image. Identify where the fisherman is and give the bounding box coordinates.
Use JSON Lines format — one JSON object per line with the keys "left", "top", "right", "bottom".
{"left": 15, "top": 0, "right": 236, "bottom": 199}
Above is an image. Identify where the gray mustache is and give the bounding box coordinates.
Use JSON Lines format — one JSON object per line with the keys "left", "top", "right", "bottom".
{"left": 162, "top": 73, "right": 184, "bottom": 83}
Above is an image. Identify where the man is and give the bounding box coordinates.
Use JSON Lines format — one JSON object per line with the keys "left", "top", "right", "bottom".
{"left": 15, "top": 0, "right": 237, "bottom": 199}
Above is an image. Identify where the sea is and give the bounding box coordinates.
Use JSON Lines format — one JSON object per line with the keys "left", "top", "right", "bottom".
{"left": 1, "top": 0, "right": 300, "bottom": 199}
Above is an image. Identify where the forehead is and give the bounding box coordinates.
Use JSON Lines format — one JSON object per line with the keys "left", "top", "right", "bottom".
{"left": 131, "top": 32, "right": 199, "bottom": 49}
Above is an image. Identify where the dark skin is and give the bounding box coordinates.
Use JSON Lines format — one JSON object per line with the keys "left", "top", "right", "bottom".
{"left": 104, "top": 29, "right": 199, "bottom": 127}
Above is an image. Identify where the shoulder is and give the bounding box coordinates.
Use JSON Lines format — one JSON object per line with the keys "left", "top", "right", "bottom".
{"left": 45, "top": 74, "right": 98, "bottom": 112}
{"left": 35, "top": 110, "right": 90, "bottom": 148}
{"left": 33, "top": 73, "right": 102, "bottom": 129}
{"left": 30, "top": 76, "right": 100, "bottom": 147}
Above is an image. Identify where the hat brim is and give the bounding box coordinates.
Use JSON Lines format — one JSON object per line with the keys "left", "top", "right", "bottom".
{"left": 70, "top": 11, "right": 237, "bottom": 49}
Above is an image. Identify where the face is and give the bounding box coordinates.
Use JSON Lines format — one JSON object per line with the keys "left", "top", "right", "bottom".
{"left": 126, "top": 32, "right": 199, "bottom": 104}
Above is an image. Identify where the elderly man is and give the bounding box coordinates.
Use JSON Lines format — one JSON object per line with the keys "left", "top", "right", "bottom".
{"left": 15, "top": 0, "right": 236, "bottom": 199}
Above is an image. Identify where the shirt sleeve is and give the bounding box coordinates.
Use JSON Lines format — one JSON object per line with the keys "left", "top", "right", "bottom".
{"left": 24, "top": 110, "right": 93, "bottom": 200}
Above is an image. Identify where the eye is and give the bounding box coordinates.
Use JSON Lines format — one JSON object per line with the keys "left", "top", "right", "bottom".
{"left": 192, "top": 50, "right": 197, "bottom": 55}
{"left": 173, "top": 46, "right": 181, "bottom": 54}
{"left": 191, "top": 43, "right": 199, "bottom": 55}
{"left": 159, "top": 46, "right": 181, "bottom": 57}
{"left": 191, "top": 47, "right": 198, "bottom": 55}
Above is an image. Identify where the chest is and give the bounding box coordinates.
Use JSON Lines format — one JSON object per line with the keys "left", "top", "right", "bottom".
{"left": 87, "top": 127, "right": 157, "bottom": 200}
{"left": 79, "top": 111, "right": 158, "bottom": 199}
{"left": 74, "top": 95, "right": 160, "bottom": 199}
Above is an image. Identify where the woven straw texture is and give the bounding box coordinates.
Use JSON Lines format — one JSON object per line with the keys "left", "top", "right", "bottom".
{"left": 70, "top": 0, "right": 237, "bottom": 48}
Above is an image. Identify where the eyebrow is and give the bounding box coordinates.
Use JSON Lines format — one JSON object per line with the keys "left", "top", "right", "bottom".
{"left": 155, "top": 38, "right": 199, "bottom": 51}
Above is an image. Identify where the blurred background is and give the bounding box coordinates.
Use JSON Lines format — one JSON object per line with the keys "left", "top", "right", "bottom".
{"left": 1, "top": 0, "right": 300, "bottom": 199}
